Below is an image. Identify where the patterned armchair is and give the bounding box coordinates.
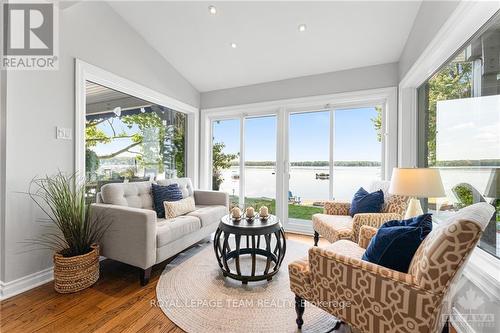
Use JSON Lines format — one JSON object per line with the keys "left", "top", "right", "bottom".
{"left": 312, "top": 181, "right": 408, "bottom": 246}
{"left": 289, "top": 202, "right": 495, "bottom": 333}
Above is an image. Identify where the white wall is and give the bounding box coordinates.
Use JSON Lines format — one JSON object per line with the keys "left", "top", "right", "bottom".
{"left": 1, "top": 2, "right": 199, "bottom": 286}
{"left": 201, "top": 62, "right": 398, "bottom": 109}
{"left": 0, "top": 61, "right": 6, "bottom": 284}
{"left": 398, "top": 1, "right": 460, "bottom": 80}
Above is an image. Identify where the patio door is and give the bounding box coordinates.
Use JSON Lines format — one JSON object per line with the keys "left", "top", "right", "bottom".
{"left": 283, "top": 106, "right": 383, "bottom": 233}
{"left": 211, "top": 114, "right": 278, "bottom": 212}
{"left": 243, "top": 115, "right": 278, "bottom": 214}
{"left": 285, "top": 110, "right": 332, "bottom": 231}
{"left": 209, "top": 103, "right": 386, "bottom": 234}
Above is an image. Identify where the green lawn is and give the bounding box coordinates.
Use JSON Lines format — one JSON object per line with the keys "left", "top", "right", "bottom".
{"left": 229, "top": 196, "right": 323, "bottom": 220}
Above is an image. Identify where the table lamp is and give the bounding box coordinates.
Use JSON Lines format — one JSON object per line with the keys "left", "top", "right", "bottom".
{"left": 389, "top": 168, "right": 445, "bottom": 219}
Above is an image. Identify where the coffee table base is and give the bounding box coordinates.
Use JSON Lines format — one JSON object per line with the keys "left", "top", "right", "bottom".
{"left": 213, "top": 228, "right": 286, "bottom": 284}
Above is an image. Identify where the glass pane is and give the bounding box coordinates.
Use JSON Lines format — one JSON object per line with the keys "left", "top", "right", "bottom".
{"left": 85, "top": 81, "right": 186, "bottom": 203}
{"left": 288, "top": 111, "right": 329, "bottom": 222}
{"left": 212, "top": 119, "right": 240, "bottom": 208}
{"left": 333, "top": 107, "right": 382, "bottom": 201}
{"left": 244, "top": 116, "right": 277, "bottom": 215}
{"left": 418, "top": 15, "right": 500, "bottom": 258}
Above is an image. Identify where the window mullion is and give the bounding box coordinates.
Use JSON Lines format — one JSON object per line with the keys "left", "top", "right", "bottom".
{"left": 239, "top": 116, "right": 245, "bottom": 208}
{"left": 329, "top": 107, "right": 334, "bottom": 201}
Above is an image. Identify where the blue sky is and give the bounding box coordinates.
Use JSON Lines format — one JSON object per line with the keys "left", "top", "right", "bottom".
{"left": 92, "top": 119, "right": 141, "bottom": 157}
{"left": 91, "top": 107, "right": 381, "bottom": 162}
{"left": 212, "top": 107, "right": 381, "bottom": 162}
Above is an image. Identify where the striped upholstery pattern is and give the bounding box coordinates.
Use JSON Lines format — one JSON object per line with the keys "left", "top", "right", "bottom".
{"left": 312, "top": 181, "right": 409, "bottom": 244}
{"left": 358, "top": 225, "right": 378, "bottom": 249}
{"left": 290, "top": 202, "right": 495, "bottom": 333}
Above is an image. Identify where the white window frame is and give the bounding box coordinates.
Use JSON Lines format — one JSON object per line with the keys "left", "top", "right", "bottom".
{"left": 75, "top": 59, "right": 199, "bottom": 185}
{"left": 200, "top": 87, "right": 398, "bottom": 234}
{"left": 398, "top": 1, "right": 500, "bottom": 301}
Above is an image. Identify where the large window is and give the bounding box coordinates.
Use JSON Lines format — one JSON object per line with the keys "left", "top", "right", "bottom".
{"left": 288, "top": 111, "right": 330, "bottom": 221}
{"left": 287, "top": 107, "right": 382, "bottom": 223}
{"left": 244, "top": 116, "right": 277, "bottom": 214}
{"left": 209, "top": 104, "right": 384, "bottom": 228}
{"left": 334, "top": 107, "right": 382, "bottom": 201}
{"left": 418, "top": 14, "right": 500, "bottom": 258}
{"left": 85, "top": 81, "right": 187, "bottom": 201}
{"left": 212, "top": 118, "right": 240, "bottom": 208}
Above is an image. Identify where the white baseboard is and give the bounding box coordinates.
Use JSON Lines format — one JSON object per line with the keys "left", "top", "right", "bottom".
{"left": 0, "top": 256, "right": 108, "bottom": 301}
{"left": 450, "top": 307, "right": 476, "bottom": 333}
{"left": 0, "top": 267, "right": 54, "bottom": 301}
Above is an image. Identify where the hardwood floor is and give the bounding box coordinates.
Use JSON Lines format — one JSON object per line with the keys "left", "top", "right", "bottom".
{"left": 0, "top": 233, "right": 322, "bottom": 333}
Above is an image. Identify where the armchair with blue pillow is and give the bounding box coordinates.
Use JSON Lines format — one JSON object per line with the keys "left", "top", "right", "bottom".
{"left": 312, "top": 180, "right": 409, "bottom": 246}
{"left": 290, "top": 202, "right": 495, "bottom": 333}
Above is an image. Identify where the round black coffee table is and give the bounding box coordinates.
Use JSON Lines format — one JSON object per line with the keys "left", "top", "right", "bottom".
{"left": 213, "top": 214, "right": 286, "bottom": 284}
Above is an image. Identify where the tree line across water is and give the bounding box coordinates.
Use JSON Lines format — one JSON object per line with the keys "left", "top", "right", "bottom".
{"left": 233, "top": 160, "right": 500, "bottom": 167}
{"left": 232, "top": 161, "right": 382, "bottom": 167}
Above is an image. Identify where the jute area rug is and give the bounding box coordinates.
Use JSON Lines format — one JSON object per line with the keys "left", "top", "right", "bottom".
{"left": 156, "top": 239, "right": 342, "bottom": 333}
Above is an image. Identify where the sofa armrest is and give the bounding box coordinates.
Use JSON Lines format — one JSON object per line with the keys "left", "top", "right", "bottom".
{"left": 194, "top": 190, "right": 229, "bottom": 208}
{"left": 323, "top": 201, "right": 351, "bottom": 215}
{"left": 358, "top": 225, "right": 378, "bottom": 249}
{"left": 351, "top": 212, "right": 401, "bottom": 242}
{"left": 91, "top": 203, "right": 157, "bottom": 269}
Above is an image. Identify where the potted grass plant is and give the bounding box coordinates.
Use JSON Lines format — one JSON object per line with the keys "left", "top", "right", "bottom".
{"left": 29, "top": 172, "right": 108, "bottom": 293}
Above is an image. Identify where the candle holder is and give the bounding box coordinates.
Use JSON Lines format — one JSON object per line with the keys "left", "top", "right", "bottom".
{"left": 245, "top": 212, "right": 257, "bottom": 222}
{"left": 230, "top": 207, "right": 242, "bottom": 222}
{"left": 259, "top": 206, "right": 269, "bottom": 221}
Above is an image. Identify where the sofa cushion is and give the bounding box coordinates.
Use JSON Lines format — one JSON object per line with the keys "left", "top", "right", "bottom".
{"left": 157, "top": 178, "right": 194, "bottom": 198}
{"left": 156, "top": 215, "right": 202, "bottom": 247}
{"left": 164, "top": 197, "right": 196, "bottom": 219}
{"left": 324, "top": 239, "right": 366, "bottom": 260}
{"left": 312, "top": 214, "right": 353, "bottom": 243}
{"left": 349, "top": 187, "right": 384, "bottom": 217}
{"left": 187, "top": 205, "right": 227, "bottom": 227}
{"left": 152, "top": 183, "right": 183, "bottom": 218}
{"left": 100, "top": 181, "right": 153, "bottom": 209}
{"left": 362, "top": 214, "right": 432, "bottom": 273}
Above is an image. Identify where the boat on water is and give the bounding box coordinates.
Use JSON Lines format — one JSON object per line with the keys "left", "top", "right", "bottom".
{"left": 231, "top": 171, "right": 240, "bottom": 180}
{"left": 315, "top": 173, "right": 329, "bottom": 180}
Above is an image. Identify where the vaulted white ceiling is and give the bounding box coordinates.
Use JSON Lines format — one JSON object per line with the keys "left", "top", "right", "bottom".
{"left": 109, "top": 1, "right": 422, "bottom": 92}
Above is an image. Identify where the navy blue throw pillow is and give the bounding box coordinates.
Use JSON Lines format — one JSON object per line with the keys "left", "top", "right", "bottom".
{"left": 151, "top": 183, "right": 183, "bottom": 218}
{"left": 362, "top": 214, "right": 433, "bottom": 273}
{"left": 349, "top": 187, "right": 384, "bottom": 217}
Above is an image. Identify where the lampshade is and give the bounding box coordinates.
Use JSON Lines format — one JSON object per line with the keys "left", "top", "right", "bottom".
{"left": 389, "top": 168, "right": 445, "bottom": 198}
{"left": 484, "top": 168, "right": 500, "bottom": 198}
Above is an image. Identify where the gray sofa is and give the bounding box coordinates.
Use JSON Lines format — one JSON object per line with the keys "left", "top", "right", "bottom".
{"left": 91, "top": 178, "right": 228, "bottom": 285}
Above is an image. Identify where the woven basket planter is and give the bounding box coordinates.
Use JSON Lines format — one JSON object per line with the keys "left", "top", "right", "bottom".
{"left": 53, "top": 244, "right": 100, "bottom": 293}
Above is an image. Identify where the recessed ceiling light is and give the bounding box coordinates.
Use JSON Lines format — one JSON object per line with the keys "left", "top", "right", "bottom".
{"left": 298, "top": 24, "right": 307, "bottom": 32}
{"left": 230, "top": 42, "right": 237, "bottom": 49}
{"left": 208, "top": 5, "right": 217, "bottom": 15}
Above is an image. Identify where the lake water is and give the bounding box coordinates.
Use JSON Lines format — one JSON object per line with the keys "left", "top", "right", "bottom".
{"left": 219, "top": 166, "right": 496, "bottom": 204}
{"left": 220, "top": 166, "right": 381, "bottom": 202}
